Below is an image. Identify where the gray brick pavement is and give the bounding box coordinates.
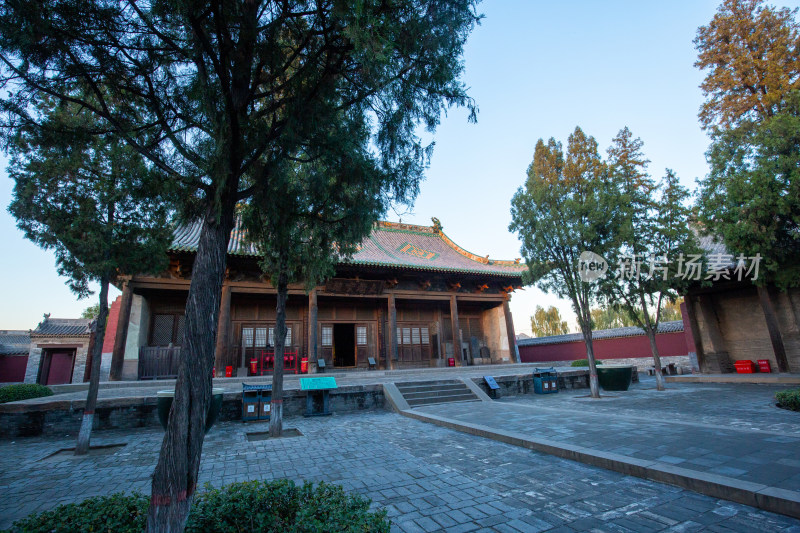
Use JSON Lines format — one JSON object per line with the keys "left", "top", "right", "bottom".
{"left": 1, "top": 408, "right": 798, "bottom": 531}
{"left": 416, "top": 379, "right": 800, "bottom": 492}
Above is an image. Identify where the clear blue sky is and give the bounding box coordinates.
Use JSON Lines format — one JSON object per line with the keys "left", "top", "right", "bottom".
{"left": 2, "top": 1, "right": 795, "bottom": 333}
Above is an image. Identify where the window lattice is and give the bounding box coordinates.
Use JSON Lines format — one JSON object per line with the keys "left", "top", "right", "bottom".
{"left": 151, "top": 314, "right": 175, "bottom": 346}
{"left": 255, "top": 328, "right": 267, "bottom": 347}
{"left": 242, "top": 327, "right": 254, "bottom": 347}
{"left": 421, "top": 327, "right": 429, "bottom": 344}
{"left": 411, "top": 327, "right": 421, "bottom": 345}
{"left": 357, "top": 326, "right": 367, "bottom": 345}
{"left": 402, "top": 328, "right": 411, "bottom": 345}
{"left": 175, "top": 315, "right": 185, "bottom": 344}
{"left": 322, "top": 326, "right": 333, "bottom": 346}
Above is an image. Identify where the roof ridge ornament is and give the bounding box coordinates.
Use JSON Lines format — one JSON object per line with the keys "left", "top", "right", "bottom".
{"left": 431, "top": 217, "right": 442, "bottom": 233}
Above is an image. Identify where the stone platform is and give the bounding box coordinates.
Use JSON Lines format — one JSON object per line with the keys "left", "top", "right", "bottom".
{"left": 0, "top": 364, "right": 593, "bottom": 438}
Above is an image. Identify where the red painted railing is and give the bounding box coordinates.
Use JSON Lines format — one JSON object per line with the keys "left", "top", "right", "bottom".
{"left": 248, "top": 350, "right": 298, "bottom": 376}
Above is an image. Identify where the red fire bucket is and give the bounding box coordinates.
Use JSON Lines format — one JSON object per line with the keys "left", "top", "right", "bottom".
{"left": 300, "top": 357, "right": 309, "bottom": 374}
{"left": 225, "top": 366, "right": 233, "bottom": 378}
{"left": 249, "top": 359, "right": 258, "bottom": 375}
{"left": 448, "top": 357, "right": 455, "bottom": 367}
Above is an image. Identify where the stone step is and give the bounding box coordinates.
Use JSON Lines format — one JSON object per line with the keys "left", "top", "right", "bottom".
{"left": 402, "top": 387, "right": 473, "bottom": 400}
{"left": 396, "top": 383, "right": 468, "bottom": 394}
{"left": 406, "top": 394, "right": 480, "bottom": 407}
{"left": 395, "top": 379, "right": 463, "bottom": 390}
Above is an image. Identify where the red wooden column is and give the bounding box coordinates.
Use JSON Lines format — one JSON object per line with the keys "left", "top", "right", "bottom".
{"left": 109, "top": 282, "right": 133, "bottom": 381}
{"left": 387, "top": 293, "right": 397, "bottom": 370}
{"left": 503, "top": 298, "right": 519, "bottom": 364}
{"left": 757, "top": 285, "right": 789, "bottom": 373}
{"left": 214, "top": 283, "right": 232, "bottom": 375}
{"left": 450, "top": 295, "right": 462, "bottom": 366}
{"left": 308, "top": 288, "right": 318, "bottom": 369}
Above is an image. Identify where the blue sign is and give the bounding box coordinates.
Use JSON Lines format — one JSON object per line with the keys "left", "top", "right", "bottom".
{"left": 483, "top": 375, "right": 500, "bottom": 390}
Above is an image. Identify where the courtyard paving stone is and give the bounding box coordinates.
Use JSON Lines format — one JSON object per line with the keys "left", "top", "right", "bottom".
{"left": 414, "top": 378, "right": 800, "bottom": 492}
{"left": 0, "top": 401, "right": 798, "bottom": 531}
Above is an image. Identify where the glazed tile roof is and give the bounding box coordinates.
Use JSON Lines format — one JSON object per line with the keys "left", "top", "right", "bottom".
{"left": 0, "top": 330, "right": 30, "bottom": 355}
{"left": 696, "top": 232, "right": 730, "bottom": 256}
{"left": 31, "top": 317, "right": 93, "bottom": 337}
{"left": 517, "top": 320, "right": 684, "bottom": 347}
{"left": 170, "top": 219, "right": 527, "bottom": 278}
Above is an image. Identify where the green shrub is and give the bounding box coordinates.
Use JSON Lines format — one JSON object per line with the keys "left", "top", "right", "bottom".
{"left": 570, "top": 359, "right": 603, "bottom": 367}
{"left": 0, "top": 384, "right": 53, "bottom": 404}
{"left": 776, "top": 388, "right": 800, "bottom": 412}
{"left": 6, "top": 492, "right": 149, "bottom": 533}
{"left": 7, "top": 480, "right": 390, "bottom": 533}
{"left": 186, "top": 480, "right": 389, "bottom": 533}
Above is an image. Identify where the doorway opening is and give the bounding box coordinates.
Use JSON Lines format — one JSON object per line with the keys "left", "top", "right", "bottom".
{"left": 333, "top": 324, "right": 356, "bottom": 367}
{"left": 40, "top": 349, "right": 76, "bottom": 385}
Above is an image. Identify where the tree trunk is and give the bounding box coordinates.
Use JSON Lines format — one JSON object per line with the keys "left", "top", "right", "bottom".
{"left": 580, "top": 319, "right": 600, "bottom": 398}
{"left": 646, "top": 328, "right": 665, "bottom": 391}
{"left": 146, "top": 202, "right": 235, "bottom": 533}
{"left": 269, "top": 249, "right": 289, "bottom": 438}
{"left": 585, "top": 337, "right": 600, "bottom": 398}
{"left": 640, "top": 293, "right": 665, "bottom": 391}
{"left": 75, "top": 276, "right": 110, "bottom": 455}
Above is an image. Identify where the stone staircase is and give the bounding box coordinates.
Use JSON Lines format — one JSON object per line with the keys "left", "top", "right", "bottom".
{"left": 395, "top": 380, "right": 480, "bottom": 407}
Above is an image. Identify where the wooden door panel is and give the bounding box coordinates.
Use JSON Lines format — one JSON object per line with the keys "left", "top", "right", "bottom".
{"left": 46, "top": 351, "right": 74, "bottom": 385}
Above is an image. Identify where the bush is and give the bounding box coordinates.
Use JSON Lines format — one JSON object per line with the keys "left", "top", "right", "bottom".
{"left": 7, "top": 492, "right": 149, "bottom": 533}
{"left": 776, "top": 388, "right": 800, "bottom": 412}
{"left": 570, "top": 359, "right": 604, "bottom": 367}
{"left": 7, "top": 480, "right": 390, "bottom": 533}
{"left": 186, "top": 480, "right": 389, "bottom": 533}
{"left": 0, "top": 384, "right": 53, "bottom": 404}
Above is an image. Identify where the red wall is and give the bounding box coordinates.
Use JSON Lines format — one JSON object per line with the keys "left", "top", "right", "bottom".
{"left": 519, "top": 331, "right": 689, "bottom": 363}
{"left": 101, "top": 295, "right": 122, "bottom": 354}
{"left": 0, "top": 355, "right": 29, "bottom": 383}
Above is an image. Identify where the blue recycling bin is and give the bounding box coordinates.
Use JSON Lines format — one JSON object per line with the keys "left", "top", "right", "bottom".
{"left": 242, "top": 383, "right": 272, "bottom": 422}
{"left": 533, "top": 368, "right": 558, "bottom": 394}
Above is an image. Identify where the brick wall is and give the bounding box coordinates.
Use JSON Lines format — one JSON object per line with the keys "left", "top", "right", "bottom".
{"left": 690, "top": 286, "right": 800, "bottom": 373}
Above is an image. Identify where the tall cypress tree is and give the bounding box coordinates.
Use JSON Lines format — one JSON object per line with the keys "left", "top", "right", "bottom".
{"left": 7, "top": 94, "right": 172, "bottom": 454}
{"left": 242, "top": 125, "right": 391, "bottom": 436}
{"left": 601, "top": 129, "right": 699, "bottom": 390}
{"left": 0, "top": 3, "right": 479, "bottom": 528}
{"left": 510, "top": 127, "right": 621, "bottom": 398}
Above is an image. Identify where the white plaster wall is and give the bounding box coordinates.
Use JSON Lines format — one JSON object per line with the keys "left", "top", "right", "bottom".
{"left": 121, "top": 295, "right": 149, "bottom": 380}
{"left": 123, "top": 295, "right": 148, "bottom": 361}
{"left": 23, "top": 346, "right": 41, "bottom": 384}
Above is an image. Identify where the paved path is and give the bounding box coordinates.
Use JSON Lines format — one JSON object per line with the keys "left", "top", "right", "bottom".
{"left": 1, "top": 408, "right": 799, "bottom": 531}
{"left": 415, "top": 380, "right": 800, "bottom": 492}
